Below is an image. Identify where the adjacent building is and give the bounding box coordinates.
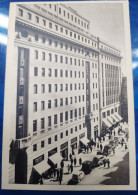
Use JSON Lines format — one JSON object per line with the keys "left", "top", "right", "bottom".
{"left": 9, "top": 3, "right": 124, "bottom": 184}
{"left": 121, "top": 77, "right": 128, "bottom": 123}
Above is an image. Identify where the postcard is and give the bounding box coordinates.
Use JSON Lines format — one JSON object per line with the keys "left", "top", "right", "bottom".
{"left": 1, "top": 0, "right": 136, "bottom": 190}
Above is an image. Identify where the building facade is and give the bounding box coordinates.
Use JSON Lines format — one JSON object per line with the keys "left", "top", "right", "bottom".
{"left": 121, "top": 77, "right": 128, "bottom": 123}
{"left": 9, "top": 3, "right": 123, "bottom": 184}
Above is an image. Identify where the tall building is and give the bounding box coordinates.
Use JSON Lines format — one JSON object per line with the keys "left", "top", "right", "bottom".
{"left": 9, "top": 3, "right": 123, "bottom": 184}
{"left": 121, "top": 77, "right": 128, "bottom": 123}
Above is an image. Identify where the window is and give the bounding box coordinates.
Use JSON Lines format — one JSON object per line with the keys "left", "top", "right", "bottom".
{"left": 93, "top": 104, "right": 95, "bottom": 111}
{"left": 48, "top": 84, "right": 52, "bottom": 92}
{"left": 43, "top": 19, "right": 46, "bottom": 26}
{"left": 34, "top": 84, "right": 37, "bottom": 94}
{"left": 42, "top": 68, "right": 45, "bottom": 77}
{"left": 71, "top": 128, "right": 73, "bottom": 134}
{"left": 42, "top": 37, "right": 46, "bottom": 43}
{"left": 33, "top": 102, "right": 37, "bottom": 112}
{"left": 75, "top": 96, "right": 77, "bottom": 103}
{"left": 65, "top": 84, "right": 68, "bottom": 91}
{"left": 48, "top": 100, "right": 51, "bottom": 109}
{"left": 70, "top": 71, "right": 72, "bottom": 77}
{"left": 70, "top": 97, "right": 73, "bottom": 104}
{"left": 70, "top": 110, "right": 73, "bottom": 119}
{"left": 19, "top": 8, "right": 23, "bottom": 17}
{"left": 55, "top": 84, "right": 58, "bottom": 92}
{"left": 41, "top": 84, "right": 45, "bottom": 93}
{"left": 33, "top": 144, "right": 37, "bottom": 152}
{"left": 82, "top": 107, "right": 85, "bottom": 115}
{"left": 48, "top": 116, "right": 51, "bottom": 127}
{"left": 49, "top": 39, "right": 52, "bottom": 45}
{"left": 41, "top": 118, "right": 45, "bottom": 129}
{"left": 60, "top": 113, "right": 63, "bottom": 123}
{"left": 35, "top": 35, "right": 38, "bottom": 41}
{"left": 59, "top": 7, "right": 61, "bottom": 14}
{"left": 41, "top": 101, "right": 45, "bottom": 110}
{"left": 79, "top": 96, "right": 81, "bottom": 102}
{"left": 55, "top": 69, "right": 58, "bottom": 77}
{"left": 55, "top": 25, "right": 58, "bottom": 31}
{"left": 65, "top": 70, "right": 68, "bottom": 77}
{"left": 36, "top": 16, "right": 39, "bottom": 23}
{"left": 54, "top": 115, "right": 57, "bottom": 125}
{"left": 60, "top": 133, "right": 63, "bottom": 139}
{"left": 42, "top": 52, "right": 45, "bottom": 60}
{"left": 41, "top": 141, "right": 44, "bottom": 148}
{"left": 65, "top": 57, "right": 68, "bottom": 64}
{"left": 75, "top": 126, "right": 77, "bottom": 132}
{"left": 60, "top": 56, "right": 63, "bottom": 63}
{"left": 48, "top": 68, "right": 52, "bottom": 77}
{"left": 60, "top": 98, "right": 63, "bottom": 106}
{"left": 75, "top": 109, "right": 77, "bottom": 118}
{"left": 66, "top": 130, "right": 68, "bottom": 136}
{"left": 79, "top": 124, "right": 81, "bottom": 130}
{"left": 60, "top": 70, "right": 63, "bottom": 77}
{"left": 49, "top": 22, "right": 52, "bottom": 29}
{"left": 65, "top": 98, "right": 68, "bottom": 105}
{"left": 48, "top": 138, "right": 51, "bottom": 144}
{"left": 33, "top": 120, "right": 37, "bottom": 132}
{"left": 28, "top": 13, "right": 31, "bottom": 20}
{"left": 55, "top": 135, "right": 57, "bottom": 141}
{"left": 60, "top": 84, "right": 63, "bottom": 91}
{"left": 70, "top": 84, "right": 72, "bottom": 90}
{"left": 65, "top": 29, "right": 68, "bottom": 35}
{"left": 35, "top": 50, "right": 38, "bottom": 59}
{"left": 54, "top": 99, "right": 58, "bottom": 107}
{"left": 68, "top": 13, "right": 70, "bottom": 19}
{"left": 65, "top": 111, "right": 68, "bottom": 121}
{"left": 60, "top": 27, "right": 63, "bottom": 33}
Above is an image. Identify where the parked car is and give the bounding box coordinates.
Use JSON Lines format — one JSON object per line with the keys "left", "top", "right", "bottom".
{"left": 68, "top": 171, "right": 84, "bottom": 184}
{"left": 109, "top": 140, "right": 118, "bottom": 147}
{"left": 92, "top": 156, "right": 104, "bottom": 167}
{"left": 103, "top": 144, "right": 112, "bottom": 155}
{"left": 82, "top": 160, "right": 93, "bottom": 174}
{"left": 97, "top": 150, "right": 104, "bottom": 155}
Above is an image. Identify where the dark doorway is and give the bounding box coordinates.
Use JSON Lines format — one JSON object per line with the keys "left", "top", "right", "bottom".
{"left": 15, "top": 149, "right": 27, "bottom": 184}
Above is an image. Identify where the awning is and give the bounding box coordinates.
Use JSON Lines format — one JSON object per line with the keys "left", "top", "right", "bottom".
{"left": 107, "top": 116, "right": 114, "bottom": 125}
{"left": 102, "top": 118, "right": 112, "bottom": 128}
{"left": 48, "top": 153, "right": 63, "bottom": 166}
{"left": 33, "top": 160, "right": 50, "bottom": 175}
{"left": 115, "top": 113, "right": 123, "bottom": 121}
{"left": 80, "top": 137, "right": 90, "bottom": 146}
{"left": 111, "top": 114, "right": 119, "bottom": 123}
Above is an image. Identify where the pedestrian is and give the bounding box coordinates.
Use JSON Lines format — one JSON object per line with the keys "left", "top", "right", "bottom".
{"left": 100, "top": 144, "right": 103, "bottom": 151}
{"left": 74, "top": 157, "right": 77, "bottom": 166}
{"left": 107, "top": 159, "right": 110, "bottom": 168}
{"left": 69, "top": 153, "right": 72, "bottom": 160}
{"left": 87, "top": 145, "right": 89, "bottom": 153}
{"left": 39, "top": 177, "right": 43, "bottom": 185}
{"left": 97, "top": 142, "right": 99, "bottom": 149}
{"left": 53, "top": 168, "right": 56, "bottom": 177}
{"left": 113, "top": 148, "right": 115, "bottom": 155}
{"left": 114, "top": 131, "right": 116, "bottom": 136}
{"left": 103, "top": 136, "right": 105, "bottom": 142}
{"left": 60, "top": 160, "right": 64, "bottom": 169}
{"left": 90, "top": 145, "right": 92, "bottom": 152}
{"left": 57, "top": 169, "right": 59, "bottom": 181}
{"left": 67, "top": 164, "right": 70, "bottom": 174}
{"left": 70, "top": 164, "right": 73, "bottom": 173}
{"left": 59, "top": 175, "right": 62, "bottom": 185}
{"left": 79, "top": 158, "right": 82, "bottom": 166}
{"left": 84, "top": 145, "right": 86, "bottom": 153}
{"left": 121, "top": 141, "right": 123, "bottom": 147}
{"left": 71, "top": 158, "right": 73, "bottom": 165}
{"left": 125, "top": 144, "right": 127, "bottom": 150}
{"left": 60, "top": 168, "right": 63, "bottom": 178}
{"left": 103, "top": 159, "right": 106, "bottom": 167}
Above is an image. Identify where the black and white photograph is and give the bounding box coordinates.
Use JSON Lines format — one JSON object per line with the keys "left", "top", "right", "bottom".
{"left": 2, "top": 0, "right": 136, "bottom": 191}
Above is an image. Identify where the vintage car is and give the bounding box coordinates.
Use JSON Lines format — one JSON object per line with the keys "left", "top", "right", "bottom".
{"left": 92, "top": 156, "right": 104, "bottom": 167}
{"left": 68, "top": 171, "right": 84, "bottom": 184}
{"left": 81, "top": 160, "right": 93, "bottom": 174}
{"left": 103, "top": 144, "right": 113, "bottom": 155}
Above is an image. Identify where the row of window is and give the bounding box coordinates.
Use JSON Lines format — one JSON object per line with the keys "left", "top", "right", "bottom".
{"left": 33, "top": 123, "right": 85, "bottom": 151}
{"left": 34, "top": 67, "right": 85, "bottom": 78}
{"left": 101, "top": 44, "right": 120, "bottom": 56}
{"left": 33, "top": 108, "right": 85, "bottom": 130}
{"left": 47, "top": 4, "right": 89, "bottom": 29}
{"left": 106, "top": 97, "right": 119, "bottom": 106}
{"left": 33, "top": 96, "right": 85, "bottom": 111}
{"left": 102, "top": 108, "right": 118, "bottom": 118}
{"left": 18, "top": 8, "right": 97, "bottom": 49}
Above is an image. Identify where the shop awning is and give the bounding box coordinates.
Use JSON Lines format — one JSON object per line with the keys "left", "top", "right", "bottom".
{"left": 115, "top": 113, "right": 123, "bottom": 121}
{"left": 107, "top": 116, "right": 114, "bottom": 125}
{"left": 111, "top": 114, "right": 119, "bottom": 123}
{"left": 33, "top": 161, "right": 50, "bottom": 175}
{"left": 80, "top": 137, "right": 90, "bottom": 146}
{"left": 48, "top": 153, "right": 63, "bottom": 166}
{"left": 102, "top": 118, "right": 112, "bottom": 128}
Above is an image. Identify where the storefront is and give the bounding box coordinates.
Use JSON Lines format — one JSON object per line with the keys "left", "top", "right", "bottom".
{"left": 79, "top": 133, "right": 90, "bottom": 151}
{"left": 60, "top": 142, "right": 68, "bottom": 160}
{"left": 48, "top": 148, "right": 63, "bottom": 168}
{"left": 71, "top": 137, "right": 77, "bottom": 155}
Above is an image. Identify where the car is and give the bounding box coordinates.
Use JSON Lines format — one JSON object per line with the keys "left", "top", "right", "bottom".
{"left": 92, "top": 155, "right": 104, "bottom": 167}
{"left": 81, "top": 160, "right": 93, "bottom": 174}
{"left": 103, "top": 144, "right": 113, "bottom": 155}
{"left": 68, "top": 171, "right": 84, "bottom": 184}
